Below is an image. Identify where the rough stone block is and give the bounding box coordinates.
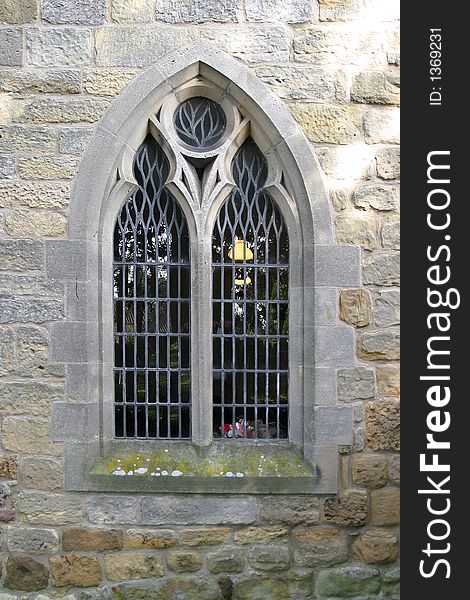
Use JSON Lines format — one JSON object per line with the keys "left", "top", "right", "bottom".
{"left": 0, "top": 155, "right": 15, "bottom": 178}
{"left": 339, "top": 289, "right": 372, "bottom": 327}
{"left": 201, "top": 25, "right": 290, "bottom": 62}
{"left": 0, "top": 29, "right": 22, "bottom": 66}
{"left": 141, "top": 496, "right": 257, "bottom": 525}
{"left": 17, "top": 155, "right": 78, "bottom": 179}
{"left": 0, "top": 67, "right": 81, "bottom": 94}
{"left": 315, "top": 565, "right": 381, "bottom": 597}
{"left": 0, "top": 508, "right": 16, "bottom": 522}
{"left": 234, "top": 526, "right": 288, "bottom": 545}
{"left": 4, "top": 556, "right": 49, "bottom": 592}
{"left": 0, "top": 239, "right": 44, "bottom": 271}
{"left": 292, "top": 527, "right": 348, "bottom": 567}
{"left": 0, "top": 381, "right": 63, "bottom": 416}
{"left": 18, "top": 490, "right": 82, "bottom": 525}
{"left": 0, "top": 455, "right": 18, "bottom": 478}
{"left": 376, "top": 147, "right": 400, "bottom": 179}
{"left": 156, "top": 0, "right": 239, "bottom": 23}
{"left": 376, "top": 364, "right": 400, "bottom": 397}
{"left": 14, "top": 96, "right": 111, "bottom": 124}
{"left": 374, "top": 290, "right": 400, "bottom": 327}
{"left": 2, "top": 417, "right": 53, "bottom": 454}
{"left": 315, "top": 326, "right": 355, "bottom": 367}
{"left": 381, "top": 218, "right": 400, "bottom": 249}
{"left": 291, "top": 103, "right": 362, "bottom": 144}
{"left": 353, "top": 185, "right": 399, "bottom": 211}
{"left": 58, "top": 126, "right": 93, "bottom": 154}
{"left": 371, "top": 488, "right": 400, "bottom": 525}
{"left": 50, "top": 554, "right": 101, "bottom": 587}
{"left": 20, "top": 457, "right": 63, "bottom": 490}
{"left": 114, "top": 577, "right": 228, "bottom": 600}
{"left": 26, "top": 27, "right": 92, "bottom": 66}
{"left": 363, "top": 253, "right": 400, "bottom": 286}
{"left": 352, "top": 453, "right": 388, "bottom": 488}
{"left": 41, "top": 0, "right": 107, "bottom": 25}
{"left": 167, "top": 550, "right": 204, "bottom": 573}
{"left": 5, "top": 208, "right": 67, "bottom": 236}
{"left": 0, "top": 326, "right": 15, "bottom": 375}
{"left": 207, "top": 548, "right": 246, "bottom": 573}
{"left": 6, "top": 525, "right": 59, "bottom": 553}
{"left": 121, "top": 528, "right": 175, "bottom": 551}
{"left": 352, "top": 70, "right": 400, "bottom": 105}
{"left": 0, "top": 124, "right": 57, "bottom": 152}
{"left": 0, "top": 297, "right": 64, "bottom": 324}
{"left": 319, "top": 0, "right": 363, "bottom": 22}
{"left": 0, "top": 180, "right": 69, "bottom": 208}
{"left": 390, "top": 455, "right": 400, "bottom": 484}
{"left": 112, "top": 0, "right": 154, "bottom": 23}
{"left": 338, "top": 367, "right": 375, "bottom": 401}
{"left": 0, "top": 1, "right": 38, "bottom": 24}
{"left": 335, "top": 214, "right": 377, "bottom": 250}
{"left": 248, "top": 545, "right": 290, "bottom": 571}
{"left": 387, "top": 25, "right": 400, "bottom": 65}
{"left": 255, "top": 65, "right": 343, "bottom": 102}
{"left": 85, "top": 496, "right": 139, "bottom": 525}
{"left": 316, "top": 145, "right": 375, "bottom": 180}
{"left": 323, "top": 489, "right": 368, "bottom": 527}
{"left": 179, "top": 528, "right": 230, "bottom": 547}
{"left": 330, "top": 188, "right": 349, "bottom": 211}
{"left": 315, "top": 246, "right": 361, "bottom": 287}
{"left": 352, "top": 528, "right": 399, "bottom": 564}
{"left": 63, "top": 527, "right": 123, "bottom": 551}
{"left": 364, "top": 108, "right": 400, "bottom": 144}
{"left": 233, "top": 573, "right": 313, "bottom": 599}
{"left": 358, "top": 329, "right": 400, "bottom": 360}
{"left": 366, "top": 400, "right": 400, "bottom": 451}
{"left": 259, "top": 496, "right": 320, "bottom": 525}
{"left": 246, "top": 0, "right": 315, "bottom": 23}
{"left": 104, "top": 552, "right": 164, "bottom": 580}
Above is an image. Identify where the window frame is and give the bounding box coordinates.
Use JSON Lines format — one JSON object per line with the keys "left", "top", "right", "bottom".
{"left": 51, "top": 43, "right": 359, "bottom": 494}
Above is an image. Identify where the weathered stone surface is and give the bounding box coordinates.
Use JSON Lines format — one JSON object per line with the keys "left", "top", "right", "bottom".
{"left": 59, "top": 126, "right": 93, "bottom": 154}
{"left": 353, "top": 185, "right": 399, "bottom": 211}
{"left": 0, "top": 29, "right": 22, "bottom": 66}
{"left": 366, "top": 400, "right": 400, "bottom": 451}
{"left": 6, "top": 208, "right": 67, "bottom": 238}
{"left": 294, "top": 26, "right": 385, "bottom": 65}
{"left": 6, "top": 525, "right": 59, "bottom": 553}
{"left": 50, "top": 554, "right": 101, "bottom": 587}
{"left": 339, "top": 289, "right": 372, "bottom": 327}
{"left": 0, "top": 326, "right": 15, "bottom": 375}
{"left": 0, "top": 381, "right": 63, "bottom": 416}
{"left": 63, "top": 528, "right": 123, "bottom": 551}
{"left": 0, "top": 124, "right": 57, "bottom": 152}
{"left": 363, "top": 253, "right": 400, "bottom": 286}
{"left": 315, "top": 565, "right": 380, "bottom": 597}
{"left": 0, "top": 181, "right": 69, "bottom": 208}
{"left": 387, "top": 26, "right": 400, "bottom": 65}
{"left": 0, "top": 455, "right": 18, "bottom": 478}
{"left": 0, "top": 67, "right": 81, "bottom": 94}
{"left": 255, "top": 65, "right": 345, "bottom": 102}
{"left": 17, "top": 155, "right": 79, "bottom": 179}
{"left": 141, "top": 496, "right": 257, "bottom": 525}
{"left": 20, "top": 457, "right": 63, "bottom": 490}
{"left": 323, "top": 489, "right": 368, "bottom": 527}
{"left": 375, "top": 290, "right": 400, "bottom": 327}
{"left": 246, "top": 0, "right": 314, "bottom": 22}
{"left": 358, "top": 329, "right": 400, "bottom": 360}
{"left": 233, "top": 573, "right": 313, "bottom": 600}
{"left": 207, "top": 548, "right": 245, "bottom": 574}
{"left": 364, "top": 108, "right": 400, "bottom": 144}
{"left": 0, "top": 239, "right": 43, "bottom": 271}
{"left": 376, "top": 147, "right": 400, "bottom": 179}
{"left": 338, "top": 367, "right": 375, "bottom": 401}
{"left": 156, "top": 0, "right": 239, "bottom": 23}
{"left": 0, "top": 155, "right": 15, "bottom": 178}
{"left": 126, "top": 528, "right": 176, "bottom": 549}
{"left": 26, "top": 27, "right": 92, "bottom": 67}
{"left": 0, "top": 297, "right": 64, "bottom": 324}
{"left": 4, "top": 556, "right": 49, "bottom": 592}
{"left": 0, "top": 275, "right": 62, "bottom": 297}
{"left": 259, "top": 496, "right": 320, "bottom": 525}
{"left": 85, "top": 496, "right": 139, "bottom": 525}
{"left": 18, "top": 490, "right": 82, "bottom": 525}
{"left": 201, "top": 25, "right": 290, "bottom": 63}
{"left": 104, "top": 552, "right": 164, "bottom": 580}
{"left": 0, "top": 508, "right": 16, "bottom": 522}
{"left": 2, "top": 417, "right": 54, "bottom": 454}
{"left": 371, "top": 488, "right": 400, "bottom": 525}
{"left": 292, "top": 527, "right": 348, "bottom": 567}
{"left": 353, "top": 528, "right": 399, "bottom": 564}
{"left": 234, "top": 526, "right": 288, "bottom": 545}
{"left": 335, "top": 214, "right": 377, "bottom": 250}
{"left": 316, "top": 145, "right": 375, "bottom": 180}
{"left": 390, "top": 455, "right": 400, "bottom": 484}
{"left": 381, "top": 218, "right": 400, "bottom": 249}
{"left": 352, "top": 70, "right": 400, "bottom": 105}
{"left": 96, "top": 26, "right": 199, "bottom": 67}
{"left": 291, "top": 103, "right": 361, "bottom": 144}
{"left": 249, "top": 545, "right": 290, "bottom": 571}
{"left": 382, "top": 566, "right": 400, "bottom": 598}
{"left": 112, "top": 0, "right": 154, "bottom": 23}
{"left": 330, "top": 188, "right": 349, "bottom": 211}
{"left": 113, "top": 577, "right": 223, "bottom": 600}
{"left": 14, "top": 97, "right": 111, "bottom": 124}
{"left": 41, "top": 0, "right": 107, "bottom": 25}
{"left": 179, "top": 527, "right": 230, "bottom": 547}
{"left": 0, "top": 0, "right": 38, "bottom": 24}
{"left": 319, "top": 0, "right": 363, "bottom": 22}
{"left": 352, "top": 454, "right": 388, "bottom": 488}
{"left": 167, "top": 550, "right": 204, "bottom": 573}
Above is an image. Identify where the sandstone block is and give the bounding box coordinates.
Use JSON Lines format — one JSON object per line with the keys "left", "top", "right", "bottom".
{"left": 366, "top": 400, "right": 400, "bottom": 451}
{"left": 316, "top": 145, "right": 375, "bottom": 180}
{"left": 352, "top": 453, "right": 388, "bottom": 488}
{"left": 26, "top": 27, "right": 92, "bottom": 67}
{"left": 246, "top": 0, "right": 314, "bottom": 22}
{"left": 0, "top": 381, "right": 63, "bottom": 416}
{"left": 335, "top": 214, "right": 377, "bottom": 250}
{"left": 112, "top": 0, "right": 154, "bottom": 23}
{"left": 323, "top": 489, "right": 368, "bottom": 527}
{"left": 249, "top": 545, "right": 290, "bottom": 571}
{"left": 0, "top": 239, "right": 43, "bottom": 271}
{"left": 0, "top": 180, "right": 69, "bottom": 208}
{"left": 0, "top": 1, "right": 38, "bottom": 24}
{"left": 330, "top": 188, "right": 349, "bottom": 211}
{"left": 319, "top": 0, "right": 363, "bottom": 22}
{"left": 337, "top": 366, "right": 375, "bottom": 401}
{"left": 234, "top": 526, "right": 288, "bottom": 545}
{"left": 20, "top": 457, "right": 63, "bottom": 490}
{"left": 376, "top": 364, "right": 400, "bottom": 397}
{"left": 374, "top": 291, "right": 400, "bottom": 327}
{"left": 82, "top": 68, "right": 140, "bottom": 96}
{"left": 255, "top": 65, "right": 343, "bottom": 102}
{"left": 0, "top": 67, "right": 81, "bottom": 94}
{"left": 14, "top": 97, "right": 111, "bottom": 124}
{"left": 381, "top": 218, "right": 400, "bottom": 249}
{"left": 364, "top": 108, "right": 400, "bottom": 144}
{"left": 0, "top": 124, "right": 57, "bottom": 152}
{"left": 207, "top": 548, "right": 245, "bottom": 573}
{"left": 2, "top": 417, "right": 53, "bottom": 454}
{"left": 390, "top": 455, "right": 400, "bottom": 484}
{"left": 179, "top": 527, "right": 230, "bottom": 547}
{"left": 59, "top": 126, "right": 93, "bottom": 154}
{"left": 353, "top": 528, "right": 398, "bottom": 564}
{"left": 104, "top": 552, "right": 164, "bottom": 580}
{"left": 358, "top": 329, "right": 400, "bottom": 360}
{"left": 291, "top": 103, "right": 361, "bottom": 144}
{"left": 167, "top": 550, "right": 204, "bottom": 573}
{"left": 259, "top": 496, "right": 320, "bottom": 525}
{"left": 85, "top": 496, "right": 139, "bottom": 525}
{"left": 0, "top": 298, "right": 64, "bottom": 324}
{"left": 292, "top": 527, "right": 348, "bottom": 567}
{"left": 17, "top": 155, "right": 78, "bottom": 179}
{"left": 63, "top": 527, "right": 123, "bottom": 551}
{"left": 315, "top": 565, "right": 380, "bottom": 597}
{"left": 353, "top": 185, "right": 399, "bottom": 211}
{"left": 0, "top": 508, "right": 16, "bottom": 522}
{"left": 41, "top": 0, "right": 107, "bottom": 25}
{"left": 0, "top": 29, "right": 22, "bottom": 66}
{"left": 371, "top": 488, "right": 400, "bottom": 525}
{"left": 0, "top": 455, "right": 18, "bottom": 478}
{"left": 376, "top": 147, "right": 400, "bottom": 179}
{"left": 0, "top": 155, "right": 15, "bottom": 178}
{"left": 6, "top": 525, "right": 59, "bottom": 553}
{"left": 18, "top": 490, "right": 82, "bottom": 525}
{"left": 0, "top": 327, "right": 15, "bottom": 375}
{"left": 339, "top": 290, "right": 372, "bottom": 327}
{"left": 125, "top": 528, "right": 176, "bottom": 549}
{"left": 233, "top": 573, "right": 313, "bottom": 600}
{"left": 156, "top": 0, "right": 239, "bottom": 23}
{"left": 4, "top": 556, "right": 49, "bottom": 592}
{"left": 352, "top": 70, "right": 400, "bottom": 105}
{"left": 6, "top": 209, "right": 67, "bottom": 236}
{"left": 363, "top": 253, "right": 400, "bottom": 286}
{"left": 50, "top": 554, "right": 101, "bottom": 587}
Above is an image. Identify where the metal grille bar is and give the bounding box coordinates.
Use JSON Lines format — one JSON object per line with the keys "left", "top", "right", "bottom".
{"left": 212, "top": 138, "right": 289, "bottom": 441}
{"left": 113, "top": 135, "right": 191, "bottom": 439}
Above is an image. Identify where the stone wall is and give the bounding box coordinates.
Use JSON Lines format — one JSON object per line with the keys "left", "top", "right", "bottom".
{"left": 0, "top": 1, "right": 399, "bottom": 598}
